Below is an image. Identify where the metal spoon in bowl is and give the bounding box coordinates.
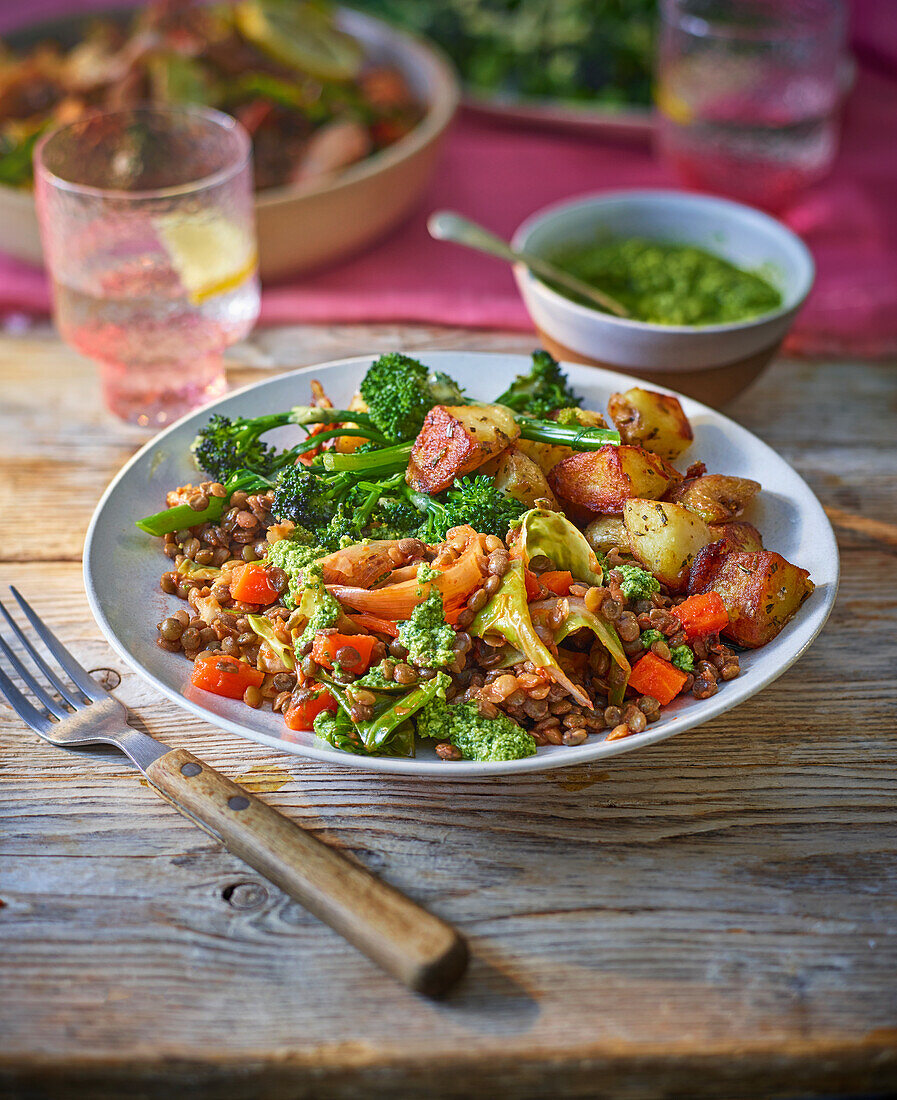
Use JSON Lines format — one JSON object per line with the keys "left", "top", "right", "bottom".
{"left": 427, "top": 210, "right": 630, "bottom": 319}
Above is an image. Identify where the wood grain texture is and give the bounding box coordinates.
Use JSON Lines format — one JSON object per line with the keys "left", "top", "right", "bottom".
{"left": 146, "top": 747, "right": 468, "bottom": 995}
{"left": 1, "top": 326, "right": 896, "bottom": 1099}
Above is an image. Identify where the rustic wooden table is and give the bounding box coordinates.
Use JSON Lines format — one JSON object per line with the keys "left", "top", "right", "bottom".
{"left": 1, "top": 324, "right": 895, "bottom": 1100}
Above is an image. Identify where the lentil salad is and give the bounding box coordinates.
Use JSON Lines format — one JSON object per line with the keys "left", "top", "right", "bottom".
{"left": 140, "top": 351, "right": 815, "bottom": 763}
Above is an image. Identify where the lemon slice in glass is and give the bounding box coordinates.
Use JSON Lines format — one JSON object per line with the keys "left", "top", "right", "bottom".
{"left": 157, "top": 213, "right": 258, "bottom": 305}
{"left": 234, "top": 0, "right": 363, "bottom": 82}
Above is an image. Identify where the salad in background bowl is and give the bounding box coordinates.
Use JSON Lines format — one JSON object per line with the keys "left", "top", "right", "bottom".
{"left": 0, "top": 0, "right": 458, "bottom": 277}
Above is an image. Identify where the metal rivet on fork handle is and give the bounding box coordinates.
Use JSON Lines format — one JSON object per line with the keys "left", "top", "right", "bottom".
{"left": 228, "top": 795, "right": 250, "bottom": 811}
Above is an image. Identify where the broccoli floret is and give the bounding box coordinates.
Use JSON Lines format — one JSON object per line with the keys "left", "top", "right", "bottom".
{"left": 273, "top": 465, "right": 427, "bottom": 550}
{"left": 424, "top": 476, "right": 527, "bottom": 542}
{"left": 397, "top": 587, "right": 456, "bottom": 669}
{"left": 416, "top": 698, "right": 536, "bottom": 761}
{"left": 640, "top": 628, "right": 665, "bottom": 649}
{"left": 616, "top": 563, "right": 661, "bottom": 602}
{"left": 364, "top": 495, "right": 426, "bottom": 541}
{"left": 271, "top": 464, "right": 342, "bottom": 533}
{"left": 427, "top": 370, "right": 466, "bottom": 405}
{"left": 494, "top": 350, "right": 581, "bottom": 419}
{"left": 444, "top": 476, "right": 526, "bottom": 540}
{"left": 670, "top": 645, "right": 695, "bottom": 672}
{"left": 266, "top": 533, "right": 327, "bottom": 608}
{"left": 359, "top": 353, "right": 435, "bottom": 441}
{"left": 190, "top": 412, "right": 294, "bottom": 482}
{"left": 322, "top": 504, "right": 359, "bottom": 550}
{"left": 358, "top": 354, "right": 471, "bottom": 442}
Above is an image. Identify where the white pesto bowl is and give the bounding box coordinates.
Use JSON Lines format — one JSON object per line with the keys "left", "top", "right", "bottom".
{"left": 512, "top": 190, "right": 815, "bottom": 405}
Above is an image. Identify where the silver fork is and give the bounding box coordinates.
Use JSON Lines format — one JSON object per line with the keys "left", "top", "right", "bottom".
{"left": 0, "top": 586, "right": 467, "bottom": 996}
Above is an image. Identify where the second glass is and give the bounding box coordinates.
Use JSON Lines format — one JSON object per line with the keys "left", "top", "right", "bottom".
{"left": 34, "top": 106, "right": 260, "bottom": 425}
{"left": 656, "top": 0, "right": 847, "bottom": 210}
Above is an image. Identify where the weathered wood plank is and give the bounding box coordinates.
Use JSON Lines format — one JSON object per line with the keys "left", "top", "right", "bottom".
{"left": 1, "top": 558, "right": 895, "bottom": 1076}
{"left": 1, "top": 327, "right": 895, "bottom": 1098}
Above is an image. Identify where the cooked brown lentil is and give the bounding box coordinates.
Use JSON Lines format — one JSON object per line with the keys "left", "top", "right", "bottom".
{"left": 148, "top": 481, "right": 747, "bottom": 761}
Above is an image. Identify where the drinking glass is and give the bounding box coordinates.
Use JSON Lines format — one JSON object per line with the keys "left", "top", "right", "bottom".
{"left": 34, "top": 106, "right": 260, "bottom": 425}
{"left": 656, "top": 0, "right": 847, "bottom": 210}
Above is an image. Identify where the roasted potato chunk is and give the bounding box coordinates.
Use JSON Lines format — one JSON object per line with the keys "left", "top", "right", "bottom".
{"left": 480, "top": 446, "right": 558, "bottom": 509}
{"left": 623, "top": 499, "right": 713, "bottom": 592}
{"left": 709, "top": 520, "right": 764, "bottom": 553}
{"left": 552, "top": 408, "right": 608, "bottom": 429}
{"left": 548, "top": 445, "right": 682, "bottom": 514}
{"left": 607, "top": 387, "right": 694, "bottom": 460}
{"left": 584, "top": 515, "right": 630, "bottom": 555}
{"left": 667, "top": 474, "right": 760, "bottom": 525}
{"left": 691, "top": 550, "right": 814, "bottom": 648}
{"left": 516, "top": 439, "right": 577, "bottom": 475}
{"left": 407, "top": 404, "right": 520, "bottom": 494}
{"left": 513, "top": 410, "right": 608, "bottom": 474}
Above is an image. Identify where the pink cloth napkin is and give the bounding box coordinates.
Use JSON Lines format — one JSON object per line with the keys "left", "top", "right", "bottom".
{"left": 2, "top": 2, "right": 896, "bottom": 357}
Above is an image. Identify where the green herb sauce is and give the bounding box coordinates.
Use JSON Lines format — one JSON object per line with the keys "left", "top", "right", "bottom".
{"left": 550, "top": 236, "right": 782, "bottom": 326}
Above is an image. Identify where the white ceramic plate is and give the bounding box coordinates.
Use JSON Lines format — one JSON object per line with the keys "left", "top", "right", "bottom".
{"left": 83, "top": 352, "right": 839, "bottom": 777}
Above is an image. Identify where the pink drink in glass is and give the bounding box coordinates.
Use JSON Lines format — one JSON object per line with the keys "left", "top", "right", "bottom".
{"left": 35, "top": 107, "right": 260, "bottom": 425}
{"left": 656, "top": 0, "right": 846, "bottom": 211}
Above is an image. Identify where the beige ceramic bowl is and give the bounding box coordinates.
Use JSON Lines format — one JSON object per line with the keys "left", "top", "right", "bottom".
{"left": 0, "top": 8, "right": 459, "bottom": 280}
{"left": 512, "top": 190, "right": 815, "bottom": 406}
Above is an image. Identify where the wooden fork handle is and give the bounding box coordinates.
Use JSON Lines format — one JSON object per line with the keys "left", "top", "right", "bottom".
{"left": 145, "top": 747, "right": 468, "bottom": 996}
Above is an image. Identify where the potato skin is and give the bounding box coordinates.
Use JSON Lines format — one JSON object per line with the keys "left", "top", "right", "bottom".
{"left": 481, "top": 446, "right": 558, "bottom": 509}
{"left": 667, "top": 474, "right": 760, "bottom": 525}
{"left": 407, "top": 404, "right": 519, "bottom": 494}
{"left": 709, "top": 520, "right": 764, "bottom": 553}
{"left": 687, "top": 540, "right": 729, "bottom": 596}
{"left": 548, "top": 445, "right": 681, "bottom": 515}
{"left": 687, "top": 526, "right": 764, "bottom": 590}
{"left": 689, "top": 549, "right": 814, "bottom": 648}
{"left": 584, "top": 515, "right": 630, "bottom": 555}
{"left": 515, "top": 439, "right": 580, "bottom": 475}
{"left": 623, "top": 498, "right": 713, "bottom": 592}
{"left": 607, "top": 387, "right": 694, "bottom": 460}
{"left": 514, "top": 411, "right": 607, "bottom": 474}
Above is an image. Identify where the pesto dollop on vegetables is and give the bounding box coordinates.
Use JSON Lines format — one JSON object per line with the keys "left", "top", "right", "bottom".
{"left": 616, "top": 563, "right": 661, "bottom": 602}
{"left": 550, "top": 237, "right": 782, "bottom": 326}
{"left": 397, "top": 585, "right": 456, "bottom": 670}
{"left": 266, "top": 532, "right": 327, "bottom": 609}
{"left": 416, "top": 698, "right": 537, "bottom": 762}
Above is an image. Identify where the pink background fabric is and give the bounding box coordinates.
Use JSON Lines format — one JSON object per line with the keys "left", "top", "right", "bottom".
{"left": 1, "top": 0, "right": 895, "bottom": 357}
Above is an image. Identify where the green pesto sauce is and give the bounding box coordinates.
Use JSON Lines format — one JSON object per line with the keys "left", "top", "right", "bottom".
{"left": 550, "top": 236, "right": 782, "bottom": 326}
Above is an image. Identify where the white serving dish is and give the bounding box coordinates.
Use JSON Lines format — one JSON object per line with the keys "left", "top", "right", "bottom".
{"left": 83, "top": 351, "right": 837, "bottom": 777}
